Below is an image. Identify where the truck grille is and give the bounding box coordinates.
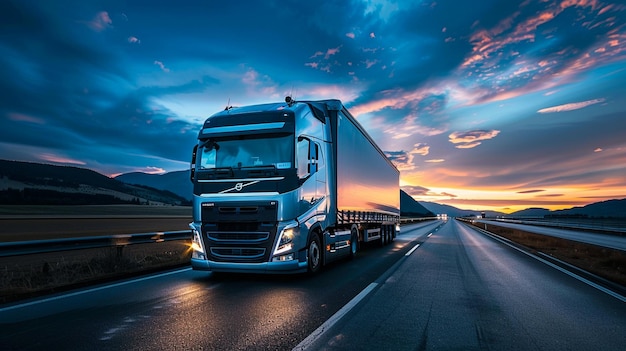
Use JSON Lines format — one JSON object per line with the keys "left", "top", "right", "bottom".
{"left": 201, "top": 201, "right": 278, "bottom": 263}
{"left": 207, "top": 231, "right": 269, "bottom": 242}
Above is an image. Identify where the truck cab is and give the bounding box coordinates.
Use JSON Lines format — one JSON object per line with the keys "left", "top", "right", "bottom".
{"left": 189, "top": 98, "right": 399, "bottom": 274}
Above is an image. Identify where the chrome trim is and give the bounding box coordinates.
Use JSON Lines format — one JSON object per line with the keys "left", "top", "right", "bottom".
{"left": 198, "top": 177, "right": 285, "bottom": 183}
{"left": 218, "top": 180, "right": 260, "bottom": 194}
{"left": 200, "top": 192, "right": 279, "bottom": 197}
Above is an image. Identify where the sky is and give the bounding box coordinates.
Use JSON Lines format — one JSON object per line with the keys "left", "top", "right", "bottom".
{"left": 1, "top": 0, "right": 625, "bottom": 213}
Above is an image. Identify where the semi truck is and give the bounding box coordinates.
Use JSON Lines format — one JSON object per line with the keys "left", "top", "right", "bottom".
{"left": 189, "top": 97, "right": 399, "bottom": 274}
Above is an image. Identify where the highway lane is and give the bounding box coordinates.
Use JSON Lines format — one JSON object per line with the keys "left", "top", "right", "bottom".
{"left": 303, "top": 219, "right": 626, "bottom": 350}
{"left": 478, "top": 219, "right": 626, "bottom": 251}
{"left": 0, "top": 221, "right": 442, "bottom": 350}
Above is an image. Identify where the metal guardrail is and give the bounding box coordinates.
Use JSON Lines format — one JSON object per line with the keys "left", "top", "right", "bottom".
{"left": 0, "top": 217, "right": 437, "bottom": 258}
{"left": 491, "top": 218, "right": 626, "bottom": 235}
{"left": 0, "top": 230, "right": 192, "bottom": 257}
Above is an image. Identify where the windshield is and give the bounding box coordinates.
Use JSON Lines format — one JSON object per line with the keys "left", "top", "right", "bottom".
{"left": 198, "top": 135, "right": 293, "bottom": 170}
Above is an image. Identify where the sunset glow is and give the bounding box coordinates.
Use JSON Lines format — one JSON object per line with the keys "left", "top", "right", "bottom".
{"left": 1, "top": 1, "right": 625, "bottom": 213}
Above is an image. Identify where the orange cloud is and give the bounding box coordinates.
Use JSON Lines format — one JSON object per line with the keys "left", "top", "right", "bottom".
{"left": 39, "top": 153, "right": 86, "bottom": 165}
{"left": 449, "top": 129, "right": 500, "bottom": 148}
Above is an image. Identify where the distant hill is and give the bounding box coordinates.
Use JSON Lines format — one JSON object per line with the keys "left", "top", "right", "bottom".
{"left": 400, "top": 190, "right": 435, "bottom": 217}
{"left": 419, "top": 201, "right": 504, "bottom": 218}
{"left": 509, "top": 199, "right": 626, "bottom": 219}
{"left": 115, "top": 170, "right": 192, "bottom": 201}
{"left": 553, "top": 198, "right": 626, "bottom": 218}
{"left": 0, "top": 160, "right": 189, "bottom": 206}
{"left": 508, "top": 207, "right": 552, "bottom": 217}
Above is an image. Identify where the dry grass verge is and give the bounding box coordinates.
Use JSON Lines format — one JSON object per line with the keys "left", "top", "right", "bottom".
{"left": 468, "top": 221, "right": 626, "bottom": 287}
{"left": 0, "top": 240, "right": 192, "bottom": 304}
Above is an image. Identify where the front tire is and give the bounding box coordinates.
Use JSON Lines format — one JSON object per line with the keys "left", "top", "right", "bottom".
{"left": 307, "top": 233, "right": 322, "bottom": 274}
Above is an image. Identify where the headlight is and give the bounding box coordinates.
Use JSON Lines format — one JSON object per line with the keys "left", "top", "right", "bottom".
{"left": 274, "top": 224, "right": 299, "bottom": 256}
{"left": 190, "top": 224, "right": 206, "bottom": 260}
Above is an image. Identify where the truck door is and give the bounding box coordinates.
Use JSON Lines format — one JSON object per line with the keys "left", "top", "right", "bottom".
{"left": 314, "top": 142, "right": 326, "bottom": 205}
{"left": 297, "top": 136, "right": 317, "bottom": 214}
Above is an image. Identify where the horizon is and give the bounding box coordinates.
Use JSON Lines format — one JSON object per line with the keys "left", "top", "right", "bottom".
{"left": 1, "top": 1, "right": 625, "bottom": 213}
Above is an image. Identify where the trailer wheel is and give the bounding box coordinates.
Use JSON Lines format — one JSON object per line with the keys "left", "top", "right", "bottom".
{"left": 349, "top": 225, "right": 359, "bottom": 259}
{"left": 307, "top": 233, "right": 322, "bottom": 274}
{"left": 380, "top": 226, "right": 387, "bottom": 246}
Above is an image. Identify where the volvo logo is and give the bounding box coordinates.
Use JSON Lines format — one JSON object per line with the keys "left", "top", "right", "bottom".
{"left": 218, "top": 180, "right": 261, "bottom": 194}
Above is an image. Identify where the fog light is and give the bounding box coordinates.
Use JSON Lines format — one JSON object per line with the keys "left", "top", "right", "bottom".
{"left": 273, "top": 253, "right": 295, "bottom": 262}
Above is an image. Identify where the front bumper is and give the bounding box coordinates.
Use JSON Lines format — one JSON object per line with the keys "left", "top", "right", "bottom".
{"left": 191, "top": 257, "right": 308, "bottom": 274}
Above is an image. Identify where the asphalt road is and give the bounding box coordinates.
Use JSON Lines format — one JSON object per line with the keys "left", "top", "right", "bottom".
{"left": 302, "top": 220, "right": 626, "bottom": 350}
{"left": 2, "top": 219, "right": 624, "bottom": 350}
{"left": 0, "top": 221, "right": 441, "bottom": 350}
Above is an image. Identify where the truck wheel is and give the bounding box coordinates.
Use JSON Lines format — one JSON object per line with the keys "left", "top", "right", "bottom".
{"left": 307, "top": 233, "right": 322, "bottom": 273}
{"left": 349, "top": 225, "right": 359, "bottom": 259}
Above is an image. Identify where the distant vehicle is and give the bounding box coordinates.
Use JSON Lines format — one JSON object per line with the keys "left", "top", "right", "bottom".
{"left": 188, "top": 98, "right": 400, "bottom": 274}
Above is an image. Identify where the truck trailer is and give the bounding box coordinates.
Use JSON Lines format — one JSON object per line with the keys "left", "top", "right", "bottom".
{"left": 189, "top": 98, "right": 399, "bottom": 274}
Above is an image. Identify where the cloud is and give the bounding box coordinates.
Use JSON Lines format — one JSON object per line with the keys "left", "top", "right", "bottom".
{"left": 412, "top": 143, "right": 430, "bottom": 156}
{"left": 346, "top": 32, "right": 355, "bottom": 39}
{"left": 87, "top": 11, "right": 112, "bottom": 32}
{"left": 39, "top": 153, "right": 87, "bottom": 165}
{"left": 449, "top": 130, "right": 500, "bottom": 149}
{"left": 324, "top": 46, "right": 341, "bottom": 59}
{"left": 128, "top": 36, "right": 141, "bottom": 44}
{"left": 154, "top": 60, "right": 170, "bottom": 73}
{"left": 385, "top": 150, "right": 416, "bottom": 171}
{"left": 7, "top": 112, "right": 45, "bottom": 124}
{"left": 385, "top": 143, "right": 430, "bottom": 170}
{"left": 401, "top": 185, "right": 431, "bottom": 197}
{"left": 517, "top": 189, "right": 545, "bottom": 194}
{"left": 537, "top": 98, "right": 605, "bottom": 113}
{"left": 402, "top": 185, "right": 458, "bottom": 199}
{"left": 139, "top": 166, "right": 167, "bottom": 174}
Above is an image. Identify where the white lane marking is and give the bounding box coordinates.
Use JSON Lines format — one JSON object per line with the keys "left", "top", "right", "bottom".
{"left": 0, "top": 267, "right": 192, "bottom": 312}
{"left": 292, "top": 282, "right": 378, "bottom": 351}
{"left": 477, "top": 228, "right": 626, "bottom": 303}
{"left": 405, "top": 244, "right": 420, "bottom": 256}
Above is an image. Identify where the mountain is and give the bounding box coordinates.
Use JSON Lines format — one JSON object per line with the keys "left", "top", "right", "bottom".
{"left": 508, "top": 207, "right": 552, "bottom": 217}
{"left": 400, "top": 190, "right": 435, "bottom": 217}
{"left": 552, "top": 198, "right": 626, "bottom": 218}
{"left": 418, "top": 201, "right": 503, "bottom": 217}
{"left": 0, "top": 159, "right": 189, "bottom": 206}
{"left": 115, "top": 170, "right": 192, "bottom": 201}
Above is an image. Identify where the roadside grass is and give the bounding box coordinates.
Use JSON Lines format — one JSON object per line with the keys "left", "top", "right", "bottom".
{"left": 469, "top": 221, "right": 626, "bottom": 287}
{"left": 0, "top": 241, "right": 192, "bottom": 304}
